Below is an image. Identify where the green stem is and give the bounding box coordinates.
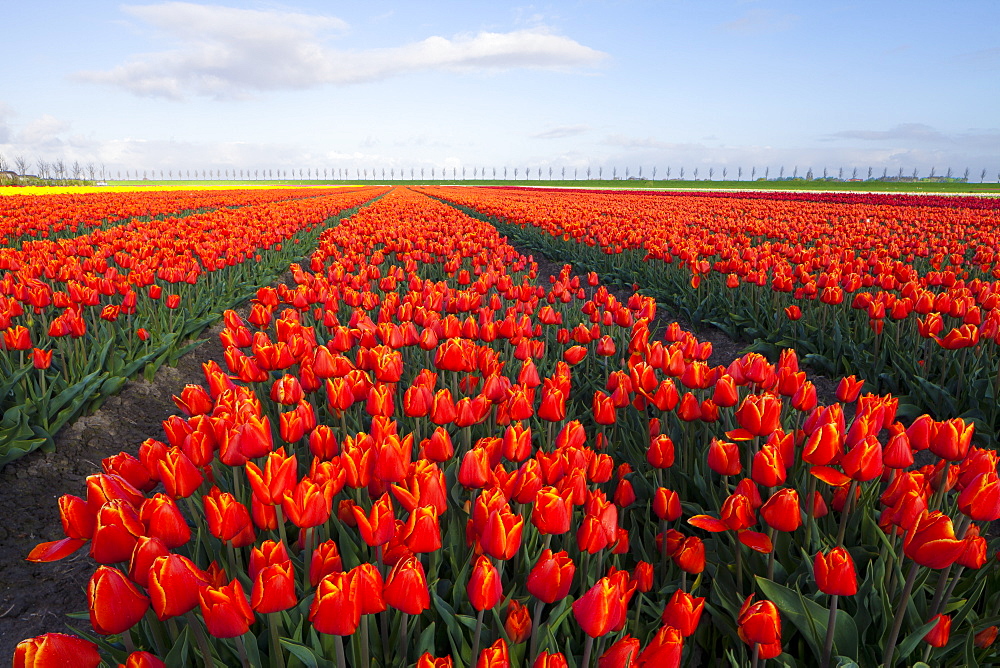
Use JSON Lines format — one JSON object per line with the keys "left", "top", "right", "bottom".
{"left": 882, "top": 562, "right": 920, "bottom": 668}
{"left": 400, "top": 614, "right": 409, "bottom": 668}
{"left": 820, "top": 594, "right": 839, "bottom": 668}
{"left": 472, "top": 608, "right": 485, "bottom": 665}
{"left": 581, "top": 635, "right": 595, "bottom": 668}
{"left": 186, "top": 610, "right": 216, "bottom": 668}
{"left": 236, "top": 633, "right": 251, "bottom": 668}
{"left": 335, "top": 634, "right": 347, "bottom": 668}
{"left": 268, "top": 612, "right": 286, "bottom": 668}
{"left": 529, "top": 599, "right": 545, "bottom": 664}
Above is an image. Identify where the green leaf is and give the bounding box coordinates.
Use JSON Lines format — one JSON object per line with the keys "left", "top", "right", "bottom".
{"left": 280, "top": 639, "right": 320, "bottom": 668}
{"left": 894, "top": 617, "right": 939, "bottom": 662}
{"left": 756, "top": 576, "right": 859, "bottom": 661}
{"left": 164, "top": 625, "right": 191, "bottom": 666}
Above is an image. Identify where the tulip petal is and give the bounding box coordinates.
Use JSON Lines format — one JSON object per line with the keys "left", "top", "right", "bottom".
{"left": 688, "top": 515, "right": 728, "bottom": 532}
{"left": 738, "top": 530, "right": 773, "bottom": 553}
{"left": 810, "top": 465, "right": 851, "bottom": 487}
{"left": 26, "top": 537, "right": 86, "bottom": 562}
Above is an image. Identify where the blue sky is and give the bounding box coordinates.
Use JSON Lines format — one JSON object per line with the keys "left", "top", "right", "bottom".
{"left": 2, "top": 1, "right": 998, "bottom": 179}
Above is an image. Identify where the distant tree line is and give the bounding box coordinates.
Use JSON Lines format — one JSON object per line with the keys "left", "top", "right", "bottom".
{"left": 1, "top": 153, "right": 998, "bottom": 185}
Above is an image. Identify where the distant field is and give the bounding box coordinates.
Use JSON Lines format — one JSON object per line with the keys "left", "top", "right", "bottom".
{"left": 96, "top": 178, "right": 1000, "bottom": 193}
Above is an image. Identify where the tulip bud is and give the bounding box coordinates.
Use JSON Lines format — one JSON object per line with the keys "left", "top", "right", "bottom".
{"left": 813, "top": 547, "right": 858, "bottom": 596}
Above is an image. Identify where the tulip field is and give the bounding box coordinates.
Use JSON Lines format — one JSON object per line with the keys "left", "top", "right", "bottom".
{"left": 9, "top": 185, "right": 1000, "bottom": 667}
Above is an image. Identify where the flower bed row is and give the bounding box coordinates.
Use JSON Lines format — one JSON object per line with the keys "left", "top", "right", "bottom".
{"left": 0, "top": 187, "right": 386, "bottom": 466}
{"left": 423, "top": 186, "right": 1000, "bottom": 447}
{"left": 16, "top": 186, "right": 1000, "bottom": 667}
{"left": 0, "top": 187, "right": 354, "bottom": 248}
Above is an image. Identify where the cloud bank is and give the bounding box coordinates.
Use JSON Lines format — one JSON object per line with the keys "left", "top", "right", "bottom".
{"left": 75, "top": 2, "right": 607, "bottom": 99}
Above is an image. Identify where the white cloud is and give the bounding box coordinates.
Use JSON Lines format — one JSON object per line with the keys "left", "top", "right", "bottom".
{"left": 532, "top": 125, "right": 590, "bottom": 139}
{"left": 19, "top": 115, "right": 72, "bottom": 146}
{"left": 75, "top": 2, "right": 607, "bottom": 99}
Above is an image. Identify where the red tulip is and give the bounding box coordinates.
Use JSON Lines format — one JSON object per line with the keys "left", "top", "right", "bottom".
{"left": 352, "top": 492, "right": 396, "bottom": 546}
{"left": 737, "top": 595, "right": 782, "bottom": 658}
{"left": 924, "top": 613, "right": 952, "bottom": 648}
{"left": 534, "top": 651, "right": 569, "bottom": 668}
{"left": 148, "top": 553, "right": 209, "bottom": 620}
{"left": 573, "top": 577, "right": 626, "bottom": 637}
{"left": 661, "top": 588, "right": 705, "bottom": 637}
{"left": 813, "top": 547, "right": 857, "bottom": 596}
{"left": 120, "top": 651, "right": 168, "bottom": 668}
{"left": 526, "top": 549, "right": 575, "bottom": 603}
{"left": 653, "top": 487, "right": 682, "bottom": 521}
{"left": 469, "top": 555, "right": 503, "bottom": 611}
{"left": 199, "top": 579, "right": 254, "bottom": 638}
{"left": 88, "top": 566, "right": 150, "bottom": 635}
{"left": 417, "top": 653, "right": 455, "bottom": 668}
{"left": 636, "top": 625, "right": 683, "bottom": 667}
{"left": 480, "top": 506, "right": 523, "bottom": 561}
{"left": 14, "top": 633, "right": 101, "bottom": 668}
{"left": 598, "top": 635, "right": 639, "bottom": 668}
{"left": 903, "top": 510, "right": 966, "bottom": 568}
{"left": 139, "top": 493, "right": 191, "bottom": 548}
{"left": 310, "top": 570, "right": 361, "bottom": 635}
{"left": 505, "top": 599, "right": 532, "bottom": 643}
{"left": 476, "top": 638, "right": 510, "bottom": 668}
{"left": 383, "top": 555, "right": 430, "bottom": 615}
{"left": 759, "top": 488, "right": 802, "bottom": 533}
{"left": 531, "top": 486, "right": 573, "bottom": 535}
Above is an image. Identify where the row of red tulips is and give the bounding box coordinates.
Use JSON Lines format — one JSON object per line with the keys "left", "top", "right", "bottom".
{"left": 0, "top": 187, "right": 386, "bottom": 466}
{"left": 16, "top": 186, "right": 1000, "bottom": 667}
{"left": 0, "top": 188, "right": 352, "bottom": 248}
{"left": 423, "top": 186, "right": 1000, "bottom": 446}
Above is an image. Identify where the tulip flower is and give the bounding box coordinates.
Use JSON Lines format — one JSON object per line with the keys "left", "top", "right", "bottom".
{"left": 534, "top": 651, "right": 569, "bottom": 668}
{"left": 139, "top": 493, "right": 191, "bottom": 548}
{"left": 975, "top": 626, "right": 998, "bottom": 649}
{"left": 636, "top": 625, "right": 684, "bottom": 667}
{"left": 654, "top": 487, "right": 682, "bottom": 522}
{"left": 199, "top": 579, "right": 254, "bottom": 638}
{"left": 903, "top": 510, "right": 966, "bottom": 569}
{"left": 480, "top": 506, "right": 523, "bottom": 561}
{"left": 148, "top": 553, "right": 209, "bottom": 620}
{"left": 88, "top": 566, "right": 150, "bottom": 635}
{"left": 476, "top": 638, "right": 510, "bottom": 668}
{"left": 661, "top": 588, "right": 705, "bottom": 637}
{"left": 251, "top": 558, "right": 297, "bottom": 614}
{"left": 598, "top": 635, "right": 640, "bottom": 668}
{"left": 352, "top": 492, "right": 396, "bottom": 546}
{"left": 383, "top": 555, "right": 430, "bottom": 615}
{"left": 310, "top": 570, "right": 361, "bottom": 635}
{"left": 737, "top": 595, "right": 782, "bottom": 659}
{"left": 505, "top": 599, "right": 532, "bottom": 644}
{"left": 469, "top": 555, "right": 503, "bottom": 611}
{"left": 120, "top": 652, "right": 168, "bottom": 668}
{"left": 573, "top": 576, "right": 627, "bottom": 638}
{"left": 417, "top": 654, "right": 455, "bottom": 668}
{"left": 14, "top": 633, "right": 101, "bottom": 668}
{"left": 526, "top": 549, "right": 575, "bottom": 603}
{"left": 203, "top": 487, "right": 254, "bottom": 547}
{"left": 707, "top": 438, "right": 742, "bottom": 476}
{"left": 531, "top": 486, "right": 573, "bottom": 535}
{"left": 924, "top": 613, "right": 951, "bottom": 648}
